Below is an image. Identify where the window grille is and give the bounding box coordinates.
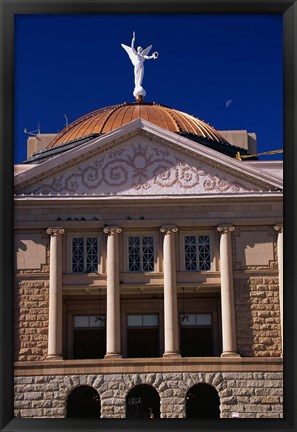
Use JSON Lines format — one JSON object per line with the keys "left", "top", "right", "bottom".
{"left": 185, "top": 235, "right": 211, "bottom": 271}
{"left": 72, "top": 237, "right": 98, "bottom": 273}
{"left": 128, "top": 236, "right": 154, "bottom": 272}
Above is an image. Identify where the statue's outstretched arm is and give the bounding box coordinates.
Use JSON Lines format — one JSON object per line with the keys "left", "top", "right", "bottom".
{"left": 131, "top": 31, "right": 136, "bottom": 49}
{"left": 143, "top": 52, "right": 158, "bottom": 60}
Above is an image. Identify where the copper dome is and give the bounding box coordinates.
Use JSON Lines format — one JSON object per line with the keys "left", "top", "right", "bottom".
{"left": 46, "top": 102, "right": 229, "bottom": 149}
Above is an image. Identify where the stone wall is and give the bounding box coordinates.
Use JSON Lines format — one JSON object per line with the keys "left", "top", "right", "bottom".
{"left": 14, "top": 280, "right": 49, "bottom": 361}
{"left": 234, "top": 277, "right": 282, "bottom": 357}
{"left": 14, "top": 200, "right": 283, "bottom": 225}
{"left": 14, "top": 371, "right": 283, "bottom": 419}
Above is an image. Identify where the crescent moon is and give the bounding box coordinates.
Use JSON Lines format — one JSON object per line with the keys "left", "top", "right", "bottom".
{"left": 226, "top": 99, "right": 233, "bottom": 108}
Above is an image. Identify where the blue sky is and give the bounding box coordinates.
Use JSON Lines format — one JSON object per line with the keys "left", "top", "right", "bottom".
{"left": 14, "top": 14, "right": 283, "bottom": 163}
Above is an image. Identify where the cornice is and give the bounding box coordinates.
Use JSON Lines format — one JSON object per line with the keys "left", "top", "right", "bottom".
{"left": 14, "top": 193, "right": 283, "bottom": 208}
{"left": 14, "top": 219, "right": 284, "bottom": 230}
{"left": 14, "top": 357, "right": 283, "bottom": 376}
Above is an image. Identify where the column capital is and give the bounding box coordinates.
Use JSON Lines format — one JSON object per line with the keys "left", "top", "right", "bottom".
{"left": 103, "top": 226, "right": 122, "bottom": 235}
{"left": 160, "top": 225, "right": 178, "bottom": 235}
{"left": 217, "top": 224, "right": 235, "bottom": 234}
{"left": 46, "top": 227, "right": 65, "bottom": 237}
{"left": 274, "top": 224, "right": 283, "bottom": 233}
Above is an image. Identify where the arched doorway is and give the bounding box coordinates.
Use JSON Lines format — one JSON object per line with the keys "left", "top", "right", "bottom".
{"left": 66, "top": 385, "right": 101, "bottom": 418}
{"left": 126, "top": 384, "right": 160, "bottom": 419}
{"left": 186, "top": 383, "right": 220, "bottom": 419}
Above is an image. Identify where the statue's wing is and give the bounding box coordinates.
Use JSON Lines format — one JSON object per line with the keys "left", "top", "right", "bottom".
{"left": 141, "top": 45, "right": 152, "bottom": 56}
{"left": 121, "top": 44, "right": 136, "bottom": 62}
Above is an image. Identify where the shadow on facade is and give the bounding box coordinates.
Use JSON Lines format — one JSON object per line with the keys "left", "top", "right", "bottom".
{"left": 66, "top": 385, "right": 101, "bottom": 418}
{"left": 186, "top": 383, "right": 220, "bottom": 419}
{"left": 126, "top": 384, "right": 160, "bottom": 419}
{"left": 234, "top": 280, "right": 255, "bottom": 356}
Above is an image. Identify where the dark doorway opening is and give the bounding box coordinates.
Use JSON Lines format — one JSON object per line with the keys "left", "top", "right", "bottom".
{"left": 127, "top": 314, "right": 160, "bottom": 358}
{"left": 127, "top": 328, "right": 159, "bottom": 358}
{"left": 73, "top": 329, "right": 106, "bottom": 359}
{"left": 186, "top": 384, "right": 220, "bottom": 419}
{"left": 66, "top": 385, "right": 101, "bottom": 418}
{"left": 126, "top": 384, "right": 160, "bottom": 419}
{"left": 180, "top": 327, "right": 213, "bottom": 356}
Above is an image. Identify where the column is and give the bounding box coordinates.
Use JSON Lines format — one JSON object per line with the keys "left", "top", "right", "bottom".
{"left": 274, "top": 224, "right": 283, "bottom": 356}
{"left": 46, "top": 227, "right": 65, "bottom": 360}
{"left": 103, "top": 226, "right": 122, "bottom": 359}
{"left": 217, "top": 225, "right": 240, "bottom": 357}
{"left": 160, "top": 225, "right": 180, "bottom": 357}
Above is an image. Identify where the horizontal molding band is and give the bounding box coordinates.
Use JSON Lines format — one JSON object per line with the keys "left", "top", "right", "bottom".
{"left": 14, "top": 357, "right": 283, "bottom": 376}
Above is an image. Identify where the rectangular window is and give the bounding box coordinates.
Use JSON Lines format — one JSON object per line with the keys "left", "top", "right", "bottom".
{"left": 74, "top": 315, "right": 89, "bottom": 328}
{"left": 128, "top": 236, "right": 154, "bottom": 272}
{"left": 72, "top": 237, "right": 98, "bottom": 273}
{"left": 180, "top": 313, "right": 212, "bottom": 327}
{"left": 127, "top": 314, "right": 159, "bottom": 327}
{"left": 184, "top": 235, "right": 211, "bottom": 271}
{"left": 74, "top": 315, "right": 105, "bottom": 328}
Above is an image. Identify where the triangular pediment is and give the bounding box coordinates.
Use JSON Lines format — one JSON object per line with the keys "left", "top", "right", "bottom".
{"left": 15, "top": 119, "right": 283, "bottom": 197}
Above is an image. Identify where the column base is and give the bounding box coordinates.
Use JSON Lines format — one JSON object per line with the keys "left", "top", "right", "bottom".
{"left": 163, "top": 352, "right": 181, "bottom": 359}
{"left": 221, "top": 352, "right": 241, "bottom": 358}
{"left": 46, "top": 355, "right": 63, "bottom": 360}
{"left": 104, "top": 353, "right": 122, "bottom": 360}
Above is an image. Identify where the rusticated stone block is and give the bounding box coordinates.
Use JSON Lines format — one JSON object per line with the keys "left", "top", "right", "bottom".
{"left": 221, "top": 396, "right": 237, "bottom": 405}
{"left": 21, "top": 408, "right": 44, "bottom": 417}
{"left": 14, "top": 401, "right": 32, "bottom": 409}
{"left": 162, "top": 389, "right": 173, "bottom": 398}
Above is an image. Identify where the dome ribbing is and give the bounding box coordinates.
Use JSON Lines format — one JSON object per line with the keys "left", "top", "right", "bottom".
{"left": 46, "top": 102, "right": 229, "bottom": 149}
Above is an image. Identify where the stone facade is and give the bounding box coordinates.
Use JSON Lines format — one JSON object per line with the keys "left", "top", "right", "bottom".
{"left": 14, "top": 280, "right": 49, "bottom": 361}
{"left": 14, "top": 221, "right": 282, "bottom": 362}
{"left": 234, "top": 276, "right": 282, "bottom": 357}
{"left": 14, "top": 371, "right": 283, "bottom": 419}
{"left": 14, "top": 275, "right": 282, "bottom": 362}
{"left": 14, "top": 117, "right": 283, "bottom": 419}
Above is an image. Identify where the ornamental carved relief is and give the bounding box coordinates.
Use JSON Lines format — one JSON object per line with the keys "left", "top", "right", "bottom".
{"left": 24, "top": 141, "right": 252, "bottom": 195}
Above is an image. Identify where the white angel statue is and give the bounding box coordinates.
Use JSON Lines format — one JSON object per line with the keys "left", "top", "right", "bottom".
{"left": 121, "top": 31, "right": 158, "bottom": 101}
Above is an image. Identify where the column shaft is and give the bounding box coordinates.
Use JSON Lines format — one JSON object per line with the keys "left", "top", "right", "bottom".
{"left": 46, "top": 227, "right": 64, "bottom": 359}
{"left": 104, "top": 226, "right": 122, "bottom": 359}
{"left": 274, "top": 224, "right": 283, "bottom": 356}
{"left": 160, "top": 225, "right": 180, "bottom": 357}
{"left": 217, "top": 225, "right": 240, "bottom": 357}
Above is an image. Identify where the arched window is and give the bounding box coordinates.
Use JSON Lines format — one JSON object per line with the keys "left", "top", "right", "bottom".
{"left": 126, "top": 384, "right": 160, "bottom": 419}
{"left": 186, "top": 383, "right": 220, "bottom": 419}
{"left": 66, "top": 385, "right": 101, "bottom": 418}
